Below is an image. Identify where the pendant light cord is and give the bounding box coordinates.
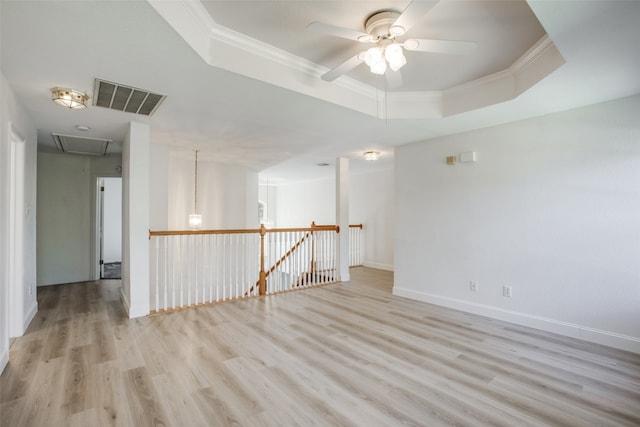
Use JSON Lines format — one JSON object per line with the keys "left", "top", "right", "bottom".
{"left": 194, "top": 150, "right": 199, "bottom": 213}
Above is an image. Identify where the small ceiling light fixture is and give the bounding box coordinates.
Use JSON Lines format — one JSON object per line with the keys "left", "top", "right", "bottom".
{"left": 188, "top": 149, "right": 203, "bottom": 229}
{"left": 363, "top": 151, "right": 381, "bottom": 161}
{"left": 51, "top": 87, "right": 89, "bottom": 109}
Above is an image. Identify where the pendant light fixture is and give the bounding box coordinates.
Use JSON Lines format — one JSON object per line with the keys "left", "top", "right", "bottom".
{"left": 188, "top": 150, "right": 202, "bottom": 228}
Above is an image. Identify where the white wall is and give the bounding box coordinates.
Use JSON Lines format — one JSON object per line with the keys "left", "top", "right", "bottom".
{"left": 394, "top": 95, "right": 640, "bottom": 353}
{"left": 276, "top": 179, "right": 335, "bottom": 227}
{"left": 274, "top": 167, "right": 395, "bottom": 270}
{"left": 1, "top": 71, "right": 38, "bottom": 372}
{"left": 149, "top": 144, "right": 169, "bottom": 231}
{"left": 121, "top": 122, "right": 150, "bottom": 318}
{"left": 350, "top": 168, "right": 394, "bottom": 270}
{"left": 167, "top": 152, "right": 258, "bottom": 229}
{"left": 102, "top": 178, "right": 122, "bottom": 263}
{"left": 37, "top": 153, "right": 122, "bottom": 285}
{"left": 37, "top": 153, "right": 91, "bottom": 285}
{"left": 258, "top": 184, "right": 277, "bottom": 227}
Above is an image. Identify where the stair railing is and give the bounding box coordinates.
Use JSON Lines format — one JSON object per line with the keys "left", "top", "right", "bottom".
{"left": 349, "top": 224, "right": 364, "bottom": 267}
{"left": 148, "top": 222, "right": 339, "bottom": 313}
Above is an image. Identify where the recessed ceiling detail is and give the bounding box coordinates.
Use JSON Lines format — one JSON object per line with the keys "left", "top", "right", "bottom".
{"left": 93, "top": 78, "right": 166, "bottom": 116}
{"left": 148, "top": 0, "right": 564, "bottom": 119}
{"left": 52, "top": 133, "right": 111, "bottom": 156}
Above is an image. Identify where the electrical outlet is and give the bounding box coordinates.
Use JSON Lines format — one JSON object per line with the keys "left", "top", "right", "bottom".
{"left": 470, "top": 281, "right": 479, "bottom": 292}
{"left": 502, "top": 286, "right": 513, "bottom": 298}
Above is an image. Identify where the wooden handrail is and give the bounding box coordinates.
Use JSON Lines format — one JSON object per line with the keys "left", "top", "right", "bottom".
{"left": 149, "top": 224, "right": 339, "bottom": 239}
{"left": 149, "top": 228, "right": 260, "bottom": 238}
{"left": 349, "top": 224, "right": 363, "bottom": 229}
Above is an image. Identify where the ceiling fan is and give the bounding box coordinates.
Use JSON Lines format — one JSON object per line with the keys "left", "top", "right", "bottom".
{"left": 307, "top": 0, "right": 476, "bottom": 82}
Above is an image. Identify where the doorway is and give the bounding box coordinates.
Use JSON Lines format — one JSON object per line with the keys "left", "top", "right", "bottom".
{"left": 97, "top": 177, "right": 122, "bottom": 279}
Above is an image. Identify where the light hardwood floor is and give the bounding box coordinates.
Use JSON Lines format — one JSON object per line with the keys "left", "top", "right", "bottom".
{"left": 1, "top": 267, "right": 639, "bottom": 426}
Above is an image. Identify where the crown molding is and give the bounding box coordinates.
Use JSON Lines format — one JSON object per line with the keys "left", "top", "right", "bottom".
{"left": 511, "top": 34, "right": 556, "bottom": 73}
{"left": 148, "top": 0, "right": 564, "bottom": 120}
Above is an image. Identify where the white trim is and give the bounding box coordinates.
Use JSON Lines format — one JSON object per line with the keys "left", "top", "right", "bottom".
{"left": 37, "top": 276, "right": 93, "bottom": 287}
{"left": 510, "top": 34, "right": 556, "bottom": 73}
{"left": 121, "top": 287, "right": 148, "bottom": 319}
{"left": 0, "top": 347, "right": 8, "bottom": 375}
{"left": 392, "top": 287, "right": 640, "bottom": 354}
{"left": 120, "top": 288, "right": 131, "bottom": 316}
{"left": 8, "top": 124, "right": 25, "bottom": 338}
{"left": 363, "top": 261, "right": 394, "bottom": 272}
{"left": 23, "top": 300, "right": 37, "bottom": 333}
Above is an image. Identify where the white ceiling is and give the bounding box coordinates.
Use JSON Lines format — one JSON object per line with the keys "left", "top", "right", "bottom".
{"left": 1, "top": 0, "right": 639, "bottom": 183}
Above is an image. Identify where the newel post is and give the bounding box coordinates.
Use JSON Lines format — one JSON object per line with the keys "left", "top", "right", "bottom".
{"left": 259, "top": 224, "right": 267, "bottom": 295}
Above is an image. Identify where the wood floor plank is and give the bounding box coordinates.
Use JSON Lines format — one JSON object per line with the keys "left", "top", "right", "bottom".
{"left": 1, "top": 270, "right": 639, "bottom": 426}
{"left": 123, "top": 366, "right": 171, "bottom": 427}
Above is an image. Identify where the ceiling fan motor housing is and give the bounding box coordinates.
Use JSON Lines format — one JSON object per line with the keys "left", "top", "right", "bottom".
{"left": 365, "top": 11, "right": 401, "bottom": 39}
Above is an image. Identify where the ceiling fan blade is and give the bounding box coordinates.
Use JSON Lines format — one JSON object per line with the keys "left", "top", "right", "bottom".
{"left": 321, "top": 53, "right": 365, "bottom": 82}
{"left": 307, "top": 21, "right": 373, "bottom": 42}
{"left": 393, "top": 0, "right": 440, "bottom": 35}
{"left": 385, "top": 69, "right": 403, "bottom": 89}
{"left": 403, "top": 39, "right": 476, "bottom": 55}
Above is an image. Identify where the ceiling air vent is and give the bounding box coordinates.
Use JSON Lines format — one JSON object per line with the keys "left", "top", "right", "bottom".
{"left": 52, "top": 133, "right": 111, "bottom": 156}
{"left": 93, "top": 78, "right": 166, "bottom": 116}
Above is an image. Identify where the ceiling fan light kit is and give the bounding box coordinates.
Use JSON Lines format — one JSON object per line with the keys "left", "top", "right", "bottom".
{"left": 384, "top": 43, "right": 407, "bottom": 71}
{"left": 363, "top": 43, "right": 407, "bottom": 74}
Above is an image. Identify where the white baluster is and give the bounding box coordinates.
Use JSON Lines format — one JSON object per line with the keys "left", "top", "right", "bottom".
{"left": 235, "top": 234, "right": 239, "bottom": 299}
{"left": 163, "top": 236, "right": 168, "bottom": 310}
{"left": 154, "top": 237, "right": 159, "bottom": 311}
{"left": 210, "top": 234, "right": 214, "bottom": 302}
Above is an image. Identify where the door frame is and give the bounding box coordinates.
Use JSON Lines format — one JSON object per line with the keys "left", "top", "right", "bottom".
{"left": 8, "top": 123, "right": 25, "bottom": 337}
{"left": 94, "top": 176, "right": 122, "bottom": 280}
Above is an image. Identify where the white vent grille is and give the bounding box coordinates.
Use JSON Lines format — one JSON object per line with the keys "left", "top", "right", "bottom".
{"left": 93, "top": 79, "right": 166, "bottom": 116}
{"left": 52, "top": 134, "right": 111, "bottom": 156}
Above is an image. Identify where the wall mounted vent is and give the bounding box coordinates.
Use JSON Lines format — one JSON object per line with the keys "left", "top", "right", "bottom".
{"left": 52, "top": 133, "right": 111, "bottom": 156}
{"left": 93, "top": 78, "right": 166, "bottom": 116}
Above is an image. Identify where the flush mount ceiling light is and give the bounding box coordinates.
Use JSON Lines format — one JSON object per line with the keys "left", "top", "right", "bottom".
{"left": 51, "top": 87, "right": 89, "bottom": 109}
{"left": 363, "top": 151, "right": 381, "bottom": 161}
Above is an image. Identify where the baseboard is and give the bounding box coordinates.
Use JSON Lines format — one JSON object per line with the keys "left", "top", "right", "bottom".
{"left": 120, "top": 288, "right": 131, "bottom": 316}
{"left": 120, "top": 288, "right": 148, "bottom": 319}
{"left": 0, "top": 347, "right": 8, "bottom": 375}
{"left": 362, "top": 261, "right": 394, "bottom": 271}
{"left": 38, "top": 275, "right": 92, "bottom": 287}
{"left": 23, "top": 301, "right": 38, "bottom": 333}
{"left": 393, "top": 287, "right": 640, "bottom": 354}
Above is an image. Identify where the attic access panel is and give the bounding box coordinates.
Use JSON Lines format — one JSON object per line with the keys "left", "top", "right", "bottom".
{"left": 93, "top": 78, "right": 166, "bottom": 116}
{"left": 52, "top": 133, "right": 111, "bottom": 156}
